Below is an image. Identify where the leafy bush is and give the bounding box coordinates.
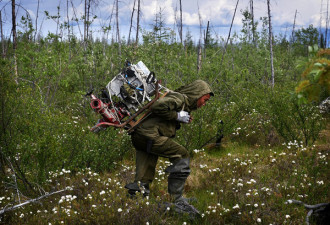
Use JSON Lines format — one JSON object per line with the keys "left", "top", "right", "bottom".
{"left": 267, "top": 91, "right": 325, "bottom": 146}
{"left": 296, "top": 46, "right": 330, "bottom": 104}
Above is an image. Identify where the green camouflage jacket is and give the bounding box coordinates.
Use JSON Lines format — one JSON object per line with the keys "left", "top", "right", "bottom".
{"left": 133, "top": 80, "right": 213, "bottom": 143}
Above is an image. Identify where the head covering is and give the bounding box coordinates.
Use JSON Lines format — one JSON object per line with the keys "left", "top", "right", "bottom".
{"left": 175, "top": 80, "right": 214, "bottom": 110}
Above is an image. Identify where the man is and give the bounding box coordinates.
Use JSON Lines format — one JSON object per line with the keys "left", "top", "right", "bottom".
{"left": 125, "top": 80, "right": 213, "bottom": 215}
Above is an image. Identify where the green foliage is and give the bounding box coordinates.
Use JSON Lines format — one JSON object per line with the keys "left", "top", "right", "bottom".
{"left": 267, "top": 91, "right": 325, "bottom": 146}
{"left": 296, "top": 47, "right": 330, "bottom": 103}
{"left": 293, "top": 25, "right": 319, "bottom": 56}
{"left": 0, "top": 18, "right": 328, "bottom": 224}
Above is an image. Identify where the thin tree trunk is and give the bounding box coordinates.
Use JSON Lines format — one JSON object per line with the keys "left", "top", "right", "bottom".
{"left": 197, "top": 4, "right": 203, "bottom": 72}
{"left": 84, "top": 0, "right": 87, "bottom": 41}
{"left": 12, "top": 0, "right": 18, "bottom": 84}
{"left": 116, "top": 0, "right": 121, "bottom": 55}
{"left": 71, "top": 0, "right": 83, "bottom": 40}
{"left": 205, "top": 20, "right": 209, "bottom": 46}
{"left": 326, "top": 0, "right": 329, "bottom": 48}
{"left": 136, "top": 0, "right": 140, "bottom": 46}
{"left": 197, "top": 41, "right": 202, "bottom": 72}
{"left": 86, "top": 0, "right": 91, "bottom": 41}
{"left": 106, "top": 0, "right": 116, "bottom": 42}
{"left": 179, "top": 0, "right": 183, "bottom": 44}
{"left": 0, "top": 11, "right": 5, "bottom": 58}
{"left": 34, "top": 0, "right": 40, "bottom": 42}
{"left": 67, "top": 0, "right": 70, "bottom": 41}
{"left": 128, "top": 0, "right": 136, "bottom": 45}
{"left": 267, "top": 0, "right": 275, "bottom": 87}
{"left": 250, "top": 0, "right": 256, "bottom": 46}
{"left": 56, "top": 6, "right": 60, "bottom": 37}
{"left": 218, "top": 0, "right": 239, "bottom": 74}
{"left": 320, "top": 0, "right": 323, "bottom": 43}
{"left": 291, "top": 9, "right": 297, "bottom": 44}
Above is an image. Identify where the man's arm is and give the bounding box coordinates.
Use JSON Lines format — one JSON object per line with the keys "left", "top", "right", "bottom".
{"left": 150, "top": 95, "right": 184, "bottom": 120}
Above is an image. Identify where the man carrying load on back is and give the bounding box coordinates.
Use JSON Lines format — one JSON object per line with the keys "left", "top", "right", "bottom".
{"left": 125, "top": 80, "right": 214, "bottom": 216}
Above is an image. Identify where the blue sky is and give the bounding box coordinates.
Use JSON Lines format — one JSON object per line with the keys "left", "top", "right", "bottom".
{"left": 0, "top": 0, "right": 323, "bottom": 43}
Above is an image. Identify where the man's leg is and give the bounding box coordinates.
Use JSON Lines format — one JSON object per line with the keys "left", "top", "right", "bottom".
{"left": 125, "top": 134, "right": 158, "bottom": 196}
{"left": 150, "top": 138, "right": 200, "bottom": 215}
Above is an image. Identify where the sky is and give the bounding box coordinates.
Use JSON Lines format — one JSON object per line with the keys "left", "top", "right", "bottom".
{"left": 0, "top": 0, "right": 325, "bottom": 43}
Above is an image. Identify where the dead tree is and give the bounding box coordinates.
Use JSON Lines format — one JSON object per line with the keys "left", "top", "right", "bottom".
{"left": 136, "top": 0, "right": 141, "bottom": 46}
{"left": 326, "top": 0, "right": 329, "bottom": 48}
{"left": 197, "top": 4, "right": 203, "bottom": 72}
{"left": 179, "top": 0, "right": 183, "bottom": 44}
{"left": 128, "top": 0, "right": 136, "bottom": 45}
{"left": 291, "top": 9, "right": 297, "bottom": 45}
{"left": 0, "top": 10, "right": 5, "bottom": 58}
{"left": 250, "top": 0, "right": 256, "bottom": 46}
{"left": 267, "top": 0, "right": 275, "bottom": 87}
{"left": 320, "top": 0, "right": 323, "bottom": 44}
{"left": 12, "top": 0, "right": 18, "bottom": 84}
{"left": 217, "top": 0, "right": 239, "bottom": 78}
{"left": 116, "top": 0, "right": 121, "bottom": 55}
{"left": 289, "top": 10, "right": 297, "bottom": 50}
{"left": 33, "top": 0, "right": 40, "bottom": 42}
{"left": 67, "top": 0, "right": 70, "bottom": 42}
{"left": 84, "top": 0, "right": 88, "bottom": 41}
{"left": 71, "top": 0, "right": 83, "bottom": 40}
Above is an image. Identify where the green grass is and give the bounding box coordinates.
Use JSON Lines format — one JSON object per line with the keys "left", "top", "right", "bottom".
{"left": 0, "top": 135, "right": 329, "bottom": 224}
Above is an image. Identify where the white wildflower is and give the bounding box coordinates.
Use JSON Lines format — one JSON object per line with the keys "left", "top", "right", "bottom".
{"left": 233, "top": 204, "right": 239, "bottom": 209}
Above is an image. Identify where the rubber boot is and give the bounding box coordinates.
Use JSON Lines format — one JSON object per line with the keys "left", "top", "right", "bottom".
{"left": 125, "top": 182, "right": 150, "bottom": 198}
{"left": 168, "top": 177, "right": 200, "bottom": 216}
{"left": 125, "top": 182, "right": 140, "bottom": 197}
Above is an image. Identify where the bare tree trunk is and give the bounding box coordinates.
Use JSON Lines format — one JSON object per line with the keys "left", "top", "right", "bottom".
{"left": 12, "top": 0, "right": 18, "bottom": 84}
{"left": 0, "top": 11, "right": 5, "bottom": 58}
{"left": 34, "top": 0, "right": 40, "bottom": 42}
{"left": 116, "top": 0, "right": 121, "bottom": 56}
{"left": 267, "top": 0, "right": 275, "bottom": 87}
{"left": 84, "top": 0, "right": 87, "bottom": 41}
{"left": 219, "top": 0, "right": 239, "bottom": 71}
{"left": 128, "top": 0, "right": 136, "bottom": 45}
{"left": 250, "top": 0, "right": 256, "bottom": 46}
{"left": 197, "top": 4, "right": 203, "bottom": 72}
{"left": 136, "top": 0, "right": 140, "bottom": 46}
{"left": 67, "top": 0, "right": 70, "bottom": 41}
{"left": 291, "top": 9, "right": 297, "bottom": 44}
{"left": 71, "top": 0, "right": 83, "bottom": 40}
{"left": 205, "top": 20, "right": 209, "bottom": 46}
{"left": 179, "top": 0, "right": 183, "bottom": 44}
{"left": 106, "top": 0, "right": 116, "bottom": 42}
{"left": 86, "top": 0, "right": 91, "bottom": 40}
{"left": 326, "top": 0, "right": 329, "bottom": 48}
{"left": 197, "top": 41, "right": 202, "bottom": 72}
{"left": 320, "top": 0, "right": 323, "bottom": 43}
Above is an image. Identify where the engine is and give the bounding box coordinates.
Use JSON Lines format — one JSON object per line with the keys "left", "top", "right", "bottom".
{"left": 87, "top": 61, "right": 167, "bottom": 133}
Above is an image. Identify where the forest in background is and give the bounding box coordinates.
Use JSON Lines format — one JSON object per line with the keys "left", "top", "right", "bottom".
{"left": 0, "top": 0, "right": 329, "bottom": 224}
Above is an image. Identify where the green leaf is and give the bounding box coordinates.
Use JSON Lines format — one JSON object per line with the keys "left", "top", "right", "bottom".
{"left": 314, "top": 62, "right": 323, "bottom": 68}
{"left": 308, "top": 46, "right": 313, "bottom": 53}
{"left": 314, "top": 70, "right": 323, "bottom": 82}
{"left": 309, "top": 68, "right": 321, "bottom": 75}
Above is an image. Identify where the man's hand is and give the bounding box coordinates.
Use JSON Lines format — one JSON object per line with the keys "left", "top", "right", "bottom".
{"left": 177, "top": 111, "right": 191, "bottom": 123}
